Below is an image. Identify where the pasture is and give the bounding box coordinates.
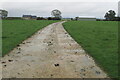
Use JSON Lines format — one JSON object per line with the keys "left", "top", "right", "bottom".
{"left": 2, "top": 20, "right": 57, "bottom": 56}
{"left": 63, "top": 21, "right": 118, "bottom": 78}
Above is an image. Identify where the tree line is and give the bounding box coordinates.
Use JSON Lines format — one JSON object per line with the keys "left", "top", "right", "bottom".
{"left": 0, "top": 9, "right": 119, "bottom": 21}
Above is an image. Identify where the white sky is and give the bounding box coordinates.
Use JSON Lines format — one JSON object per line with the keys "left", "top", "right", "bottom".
{"left": 0, "top": 0, "right": 119, "bottom": 18}
{"left": 0, "top": 0, "right": 119, "bottom": 2}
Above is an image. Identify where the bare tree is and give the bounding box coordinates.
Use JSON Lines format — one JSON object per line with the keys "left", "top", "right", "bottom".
{"left": 0, "top": 9, "right": 8, "bottom": 18}
{"left": 51, "top": 9, "right": 62, "bottom": 19}
{"left": 104, "top": 10, "right": 116, "bottom": 21}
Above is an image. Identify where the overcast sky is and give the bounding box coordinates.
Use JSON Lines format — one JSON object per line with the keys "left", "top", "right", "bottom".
{"left": 0, "top": 0, "right": 119, "bottom": 18}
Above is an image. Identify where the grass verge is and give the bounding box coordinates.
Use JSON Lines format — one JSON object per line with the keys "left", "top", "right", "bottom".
{"left": 63, "top": 21, "right": 118, "bottom": 78}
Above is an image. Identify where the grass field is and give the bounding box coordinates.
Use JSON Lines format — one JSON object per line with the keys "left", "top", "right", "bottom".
{"left": 0, "top": 20, "right": 2, "bottom": 56}
{"left": 63, "top": 21, "right": 118, "bottom": 78}
{"left": 2, "top": 20, "right": 58, "bottom": 56}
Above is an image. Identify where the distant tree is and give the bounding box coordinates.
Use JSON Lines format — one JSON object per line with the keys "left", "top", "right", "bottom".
{"left": 53, "top": 17, "right": 61, "bottom": 20}
{"left": 48, "top": 17, "right": 52, "bottom": 20}
{"left": 104, "top": 10, "right": 116, "bottom": 21}
{"left": 47, "top": 17, "right": 61, "bottom": 20}
{"left": 37, "top": 17, "right": 46, "bottom": 20}
{"left": 75, "top": 17, "right": 79, "bottom": 20}
{"left": 0, "top": 10, "right": 8, "bottom": 18}
{"left": 71, "top": 18, "right": 73, "bottom": 20}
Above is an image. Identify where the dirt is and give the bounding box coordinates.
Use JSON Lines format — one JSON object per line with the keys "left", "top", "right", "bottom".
{"left": 1, "top": 21, "right": 108, "bottom": 78}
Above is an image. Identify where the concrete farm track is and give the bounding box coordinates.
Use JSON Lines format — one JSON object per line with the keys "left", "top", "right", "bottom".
{"left": 1, "top": 21, "right": 108, "bottom": 78}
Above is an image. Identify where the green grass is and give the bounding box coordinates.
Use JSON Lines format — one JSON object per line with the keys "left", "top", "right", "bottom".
{"left": 0, "top": 20, "right": 2, "bottom": 56}
{"left": 63, "top": 21, "right": 118, "bottom": 78}
{"left": 2, "top": 20, "right": 58, "bottom": 56}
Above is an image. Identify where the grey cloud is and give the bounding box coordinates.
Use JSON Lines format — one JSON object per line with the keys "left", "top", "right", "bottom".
{"left": 1, "top": 2, "right": 118, "bottom": 18}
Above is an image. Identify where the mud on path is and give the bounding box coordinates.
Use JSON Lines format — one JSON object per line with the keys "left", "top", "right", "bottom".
{"left": 1, "top": 21, "right": 108, "bottom": 78}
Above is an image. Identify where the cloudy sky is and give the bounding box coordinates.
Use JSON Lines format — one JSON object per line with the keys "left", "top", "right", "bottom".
{"left": 0, "top": 0, "right": 119, "bottom": 18}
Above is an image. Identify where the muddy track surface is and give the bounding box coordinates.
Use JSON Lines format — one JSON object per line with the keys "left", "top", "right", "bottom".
{"left": 1, "top": 21, "right": 108, "bottom": 78}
